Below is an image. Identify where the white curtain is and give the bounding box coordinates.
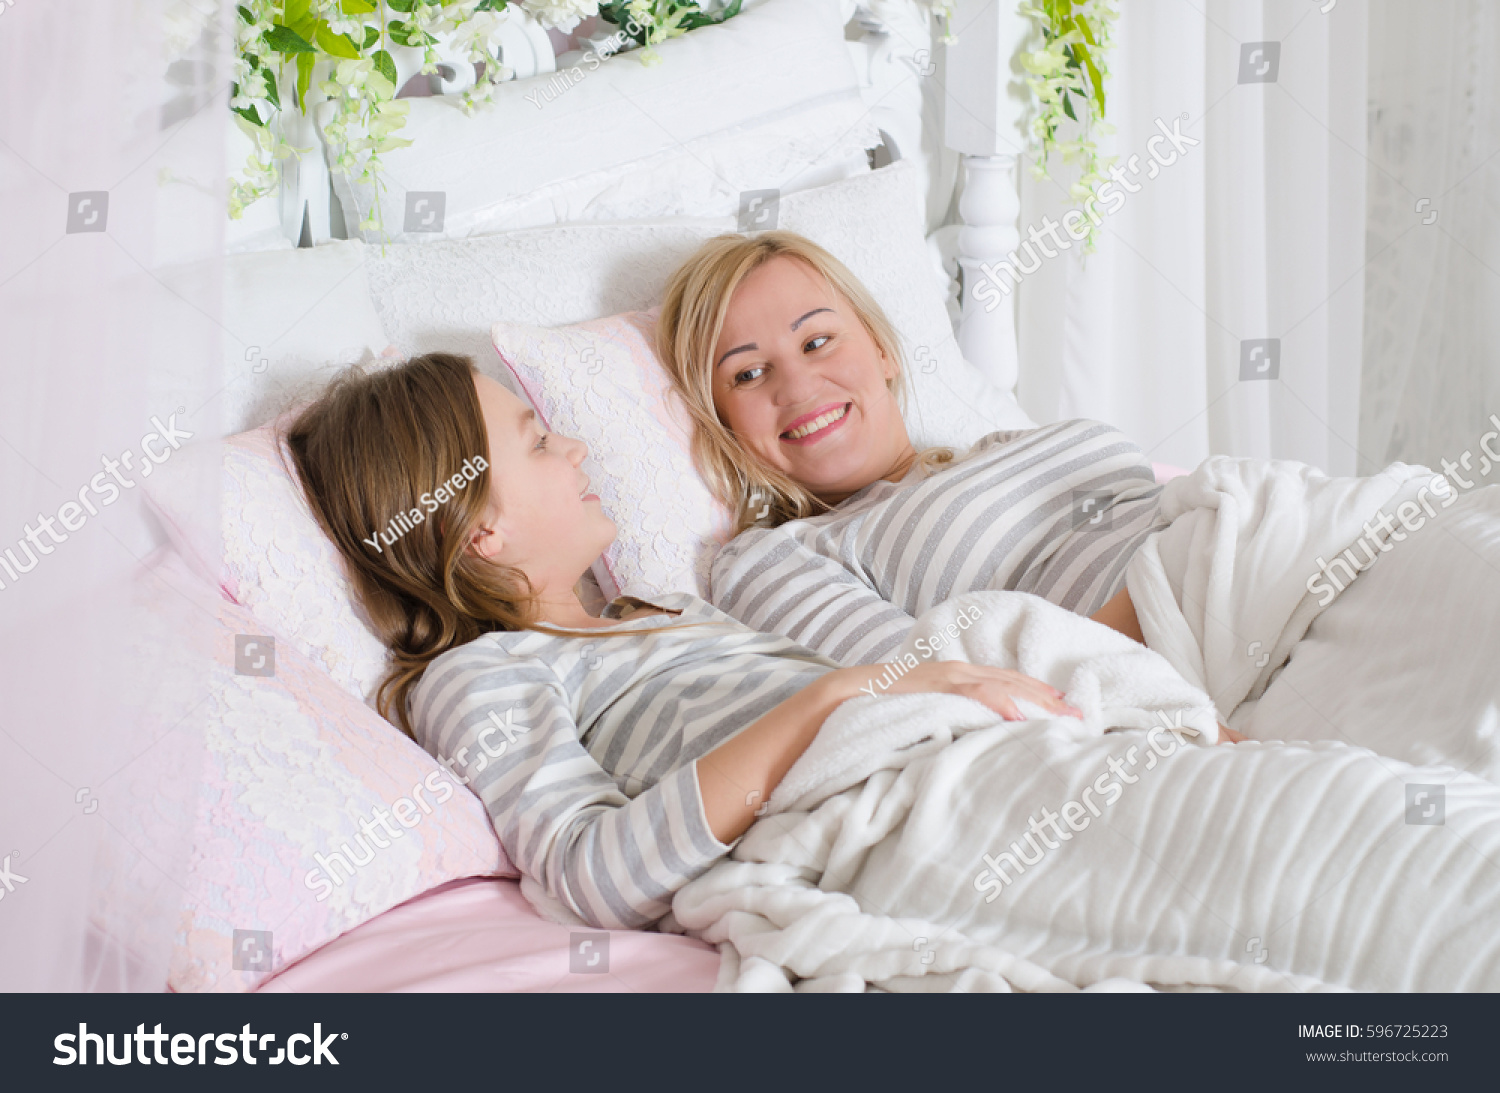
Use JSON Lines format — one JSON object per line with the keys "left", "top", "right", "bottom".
{"left": 1359, "top": 0, "right": 1500, "bottom": 475}
{"left": 0, "top": 0, "right": 223, "bottom": 989}
{"left": 1012, "top": 0, "right": 1369, "bottom": 476}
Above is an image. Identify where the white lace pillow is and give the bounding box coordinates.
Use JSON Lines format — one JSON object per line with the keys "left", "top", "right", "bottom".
{"left": 143, "top": 414, "right": 393, "bottom": 704}
{"left": 495, "top": 308, "right": 731, "bottom": 600}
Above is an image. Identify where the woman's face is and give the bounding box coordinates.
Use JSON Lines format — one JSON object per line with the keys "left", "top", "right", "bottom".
{"left": 468, "top": 374, "right": 615, "bottom": 594}
{"left": 710, "top": 255, "right": 914, "bottom": 504}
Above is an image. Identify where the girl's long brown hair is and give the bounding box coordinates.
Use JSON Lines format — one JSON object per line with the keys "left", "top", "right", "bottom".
{"left": 285, "top": 352, "right": 588, "bottom": 738}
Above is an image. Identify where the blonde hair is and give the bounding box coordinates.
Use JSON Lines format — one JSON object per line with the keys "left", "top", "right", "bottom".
{"left": 285, "top": 352, "right": 709, "bottom": 739}
{"left": 657, "top": 230, "right": 954, "bottom": 535}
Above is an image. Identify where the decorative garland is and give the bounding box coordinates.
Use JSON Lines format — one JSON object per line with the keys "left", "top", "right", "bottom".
{"left": 1017, "top": 0, "right": 1118, "bottom": 248}
{"left": 228, "top": 0, "right": 743, "bottom": 232}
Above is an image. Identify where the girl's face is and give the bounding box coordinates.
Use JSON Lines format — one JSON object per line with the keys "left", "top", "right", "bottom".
{"left": 710, "top": 255, "right": 914, "bottom": 504}
{"left": 468, "top": 374, "right": 614, "bottom": 594}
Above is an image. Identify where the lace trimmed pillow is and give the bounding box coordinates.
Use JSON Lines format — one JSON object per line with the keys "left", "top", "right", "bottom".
{"left": 163, "top": 564, "right": 513, "bottom": 993}
{"left": 493, "top": 307, "right": 732, "bottom": 601}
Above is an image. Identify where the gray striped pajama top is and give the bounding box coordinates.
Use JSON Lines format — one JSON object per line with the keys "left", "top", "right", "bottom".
{"left": 711, "top": 419, "right": 1167, "bottom": 667}
{"left": 408, "top": 592, "right": 838, "bottom": 929}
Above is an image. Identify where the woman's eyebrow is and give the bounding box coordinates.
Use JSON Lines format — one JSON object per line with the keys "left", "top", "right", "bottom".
{"left": 790, "top": 307, "right": 833, "bottom": 331}
{"left": 516, "top": 407, "right": 536, "bottom": 435}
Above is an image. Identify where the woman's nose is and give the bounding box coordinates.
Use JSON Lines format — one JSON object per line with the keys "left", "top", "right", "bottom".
{"left": 566, "top": 435, "right": 588, "bottom": 465}
{"left": 770, "top": 355, "right": 819, "bottom": 407}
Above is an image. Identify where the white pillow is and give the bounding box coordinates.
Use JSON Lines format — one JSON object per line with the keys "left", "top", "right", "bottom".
{"left": 326, "top": 0, "right": 876, "bottom": 242}
{"left": 155, "top": 240, "right": 391, "bottom": 438}
{"left": 142, "top": 417, "right": 393, "bottom": 703}
{"left": 489, "top": 161, "right": 1036, "bottom": 600}
{"left": 367, "top": 217, "right": 735, "bottom": 398}
{"left": 370, "top": 161, "right": 1032, "bottom": 448}
{"left": 494, "top": 307, "right": 730, "bottom": 601}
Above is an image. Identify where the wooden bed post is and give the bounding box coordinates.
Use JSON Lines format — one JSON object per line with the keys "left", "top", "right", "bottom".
{"left": 943, "top": 0, "right": 1034, "bottom": 398}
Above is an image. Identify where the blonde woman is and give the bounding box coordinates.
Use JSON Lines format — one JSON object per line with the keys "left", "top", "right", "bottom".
{"left": 657, "top": 230, "right": 1158, "bottom": 668}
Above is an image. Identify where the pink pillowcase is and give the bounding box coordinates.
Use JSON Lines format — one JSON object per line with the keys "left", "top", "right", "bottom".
{"left": 493, "top": 307, "right": 733, "bottom": 600}
{"left": 164, "top": 554, "right": 514, "bottom": 993}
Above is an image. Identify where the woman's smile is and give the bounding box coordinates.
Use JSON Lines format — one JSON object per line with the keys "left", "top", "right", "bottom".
{"left": 780, "top": 401, "right": 852, "bottom": 445}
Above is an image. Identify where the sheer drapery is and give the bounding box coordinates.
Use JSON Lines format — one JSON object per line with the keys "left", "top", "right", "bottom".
{"left": 1359, "top": 0, "right": 1500, "bottom": 475}
{"left": 1012, "top": 0, "right": 1369, "bottom": 476}
{"left": 0, "top": 0, "right": 224, "bottom": 990}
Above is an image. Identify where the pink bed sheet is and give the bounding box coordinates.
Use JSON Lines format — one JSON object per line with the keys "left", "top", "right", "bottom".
{"left": 256, "top": 877, "right": 719, "bottom": 993}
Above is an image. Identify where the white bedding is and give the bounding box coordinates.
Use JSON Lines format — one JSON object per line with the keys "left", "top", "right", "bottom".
{"left": 670, "top": 457, "right": 1500, "bottom": 992}
{"left": 1239, "top": 480, "right": 1500, "bottom": 781}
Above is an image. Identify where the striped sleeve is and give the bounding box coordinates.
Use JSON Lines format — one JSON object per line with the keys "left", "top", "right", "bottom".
{"left": 710, "top": 526, "right": 916, "bottom": 667}
{"left": 411, "top": 645, "right": 730, "bottom": 929}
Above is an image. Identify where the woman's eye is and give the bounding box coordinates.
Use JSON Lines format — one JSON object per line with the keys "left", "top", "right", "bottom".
{"left": 804, "top": 335, "right": 831, "bottom": 353}
{"left": 534, "top": 433, "right": 548, "bottom": 451}
{"left": 732, "top": 365, "right": 766, "bottom": 387}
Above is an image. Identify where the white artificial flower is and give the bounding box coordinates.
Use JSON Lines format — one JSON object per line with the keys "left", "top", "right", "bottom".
{"left": 521, "top": 0, "right": 600, "bottom": 33}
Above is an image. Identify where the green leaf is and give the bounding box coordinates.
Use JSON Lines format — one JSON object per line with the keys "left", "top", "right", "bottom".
{"left": 386, "top": 0, "right": 416, "bottom": 12}
{"left": 372, "top": 48, "right": 398, "bottom": 89}
{"left": 682, "top": 0, "right": 743, "bottom": 32}
{"left": 236, "top": 5, "right": 254, "bottom": 24}
{"left": 264, "top": 24, "right": 315, "bottom": 54}
{"left": 388, "top": 18, "right": 429, "bottom": 47}
{"left": 229, "top": 84, "right": 264, "bottom": 126}
{"left": 315, "top": 20, "right": 362, "bottom": 59}
{"left": 1061, "top": 91, "right": 1076, "bottom": 121}
{"left": 340, "top": 0, "right": 379, "bottom": 12}
{"left": 362, "top": 25, "right": 379, "bottom": 49}
{"left": 296, "top": 51, "right": 315, "bottom": 112}
{"left": 263, "top": 67, "right": 281, "bottom": 109}
{"left": 475, "top": 0, "right": 508, "bottom": 10}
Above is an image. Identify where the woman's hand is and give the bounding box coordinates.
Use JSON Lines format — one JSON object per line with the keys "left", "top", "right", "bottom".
{"left": 868, "top": 661, "right": 1083, "bottom": 721}
{"left": 1217, "top": 723, "right": 1247, "bottom": 744}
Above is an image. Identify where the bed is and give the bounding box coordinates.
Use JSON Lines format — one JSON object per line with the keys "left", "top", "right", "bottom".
{"left": 140, "top": 0, "right": 1054, "bottom": 994}
{"left": 137, "top": 0, "right": 1500, "bottom": 994}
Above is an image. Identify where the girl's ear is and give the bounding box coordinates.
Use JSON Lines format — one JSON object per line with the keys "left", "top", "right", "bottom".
{"left": 467, "top": 521, "right": 504, "bottom": 561}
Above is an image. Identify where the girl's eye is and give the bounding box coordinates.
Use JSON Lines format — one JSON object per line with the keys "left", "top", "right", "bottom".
{"left": 732, "top": 365, "right": 766, "bottom": 387}
{"left": 534, "top": 432, "right": 549, "bottom": 451}
{"left": 804, "top": 334, "right": 831, "bottom": 352}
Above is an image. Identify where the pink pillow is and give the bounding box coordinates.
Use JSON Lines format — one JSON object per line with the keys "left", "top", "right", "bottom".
{"left": 493, "top": 308, "right": 733, "bottom": 600}
{"left": 159, "top": 552, "right": 514, "bottom": 993}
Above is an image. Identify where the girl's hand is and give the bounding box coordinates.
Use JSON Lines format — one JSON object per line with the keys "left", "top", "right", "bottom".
{"left": 869, "top": 661, "right": 1083, "bottom": 721}
{"left": 1218, "top": 723, "right": 1247, "bottom": 744}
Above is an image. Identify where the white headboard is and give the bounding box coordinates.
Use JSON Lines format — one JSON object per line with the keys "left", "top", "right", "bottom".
{"left": 260, "top": 0, "right": 1033, "bottom": 399}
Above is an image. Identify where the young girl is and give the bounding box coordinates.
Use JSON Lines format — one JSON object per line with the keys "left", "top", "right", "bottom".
{"left": 284, "top": 352, "right": 1079, "bottom": 930}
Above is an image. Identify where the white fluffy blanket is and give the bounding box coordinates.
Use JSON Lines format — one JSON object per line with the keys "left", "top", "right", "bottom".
{"left": 668, "top": 458, "right": 1500, "bottom": 992}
